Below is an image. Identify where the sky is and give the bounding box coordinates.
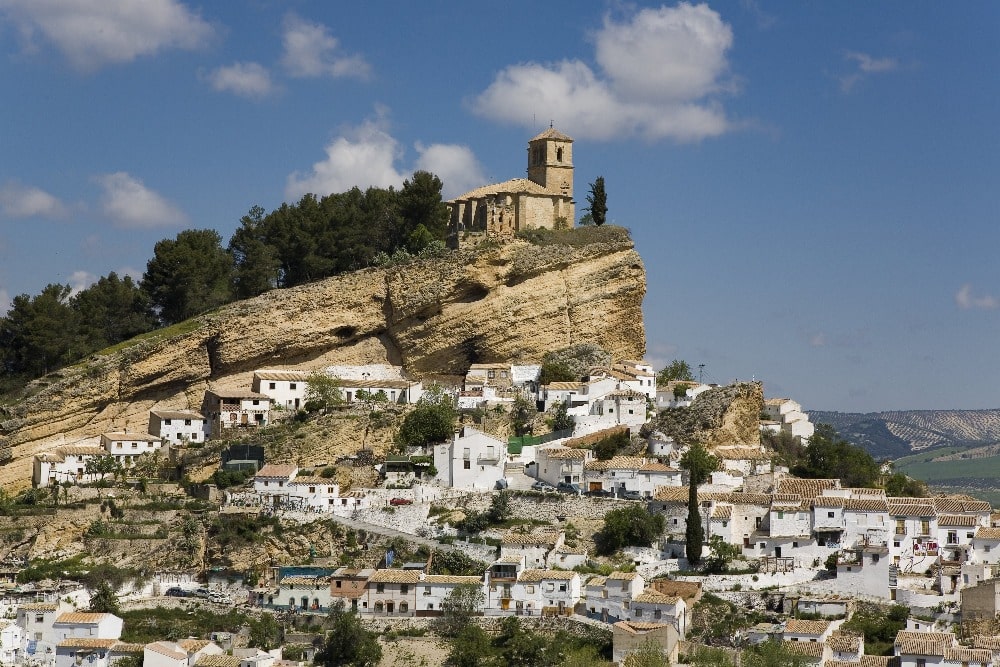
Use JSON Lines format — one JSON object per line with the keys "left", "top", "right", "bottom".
{"left": 0, "top": 1, "right": 997, "bottom": 413}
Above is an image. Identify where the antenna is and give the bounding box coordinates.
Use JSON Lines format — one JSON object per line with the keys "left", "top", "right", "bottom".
{"left": 698, "top": 364, "right": 705, "bottom": 383}
{"left": 550, "top": 119, "right": 554, "bottom": 128}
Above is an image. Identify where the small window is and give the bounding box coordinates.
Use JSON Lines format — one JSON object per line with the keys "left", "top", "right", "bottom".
{"left": 376, "top": 583, "right": 385, "bottom": 593}
{"left": 290, "top": 383, "right": 297, "bottom": 390}
{"left": 424, "top": 587, "right": 431, "bottom": 596}
{"left": 427, "top": 603, "right": 433, "bottom": 610}
{"left": 400, "top": 584, "right": 409, "bottom": 594}
{"left": 526, "top": 585, "right": 534, "bottom": 594}
{"left": 464, "top": 460, "right": 471, "bottom": 469}
{"left": 399, "top": 602, "right": 408, "bottom": 613}
{"left": 336, "top": 581, "right": 342, "bottom": 588}
{"left": 827, "top": 511, "right": 835, "bottom": 518}
{"left": 35, "top": 614, "right": 44, "bottom": 623}
{"left": 269, "top": 382, "right": 276, "bottom": 389}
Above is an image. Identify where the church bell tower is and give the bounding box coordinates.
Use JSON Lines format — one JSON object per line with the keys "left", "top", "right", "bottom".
{"left": 527, "top": 127, "right": 573, "bottom": 199}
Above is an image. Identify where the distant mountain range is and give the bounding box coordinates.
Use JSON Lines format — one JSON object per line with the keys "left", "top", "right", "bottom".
{"left": 809, "top": 409, "right": 1000, "bottom": 460}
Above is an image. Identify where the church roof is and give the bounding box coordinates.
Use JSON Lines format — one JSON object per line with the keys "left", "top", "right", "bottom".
{"left": 530, "top": 127, "right": 573, "bottom": 142}
{"left": 451, "top": 177, "right": 557, "bottom": 202}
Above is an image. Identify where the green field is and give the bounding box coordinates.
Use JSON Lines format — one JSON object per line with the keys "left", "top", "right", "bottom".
{"left": 894, "top": 449, "right": 1000, "bottom": 506}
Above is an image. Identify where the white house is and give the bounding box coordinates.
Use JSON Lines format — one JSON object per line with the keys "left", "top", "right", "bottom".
{"left": 250, "top": 465, "right": 369, "bottom": 514}
{"left": 253, "top": 464, "right": 298, "bottom": 503}
{"left": 500, "top": 529, "right": 565, "bottom": 569}
{"left": 655, "top": 381, "right": 712, "bottom": 409}
{"left": 276, "top": 575, "right": 335, "bottom": 613}
{"left": 512, "top": 570, "right": 581, "bottom": 616}
{"left": 32, "top": 446, "right": 105, "bottom": 488}
{"left": 630, "top": 590, "right": 687, "bottom": 637}
{"left": 51, "top": 613, "right": 123, "bottom": 642}
{"left": 100, "top": 432, "right": 164, "bottom": 466}
{"left": 147, "top": 411, "right": 205, "bottom": 444}
{"left": 55, "top": 638, "right": 118, "bottom": 667}
{"left": 534, "top": 446, "right": 589, "bottom": 487}
{"left": 144, "top": 641, "right": 190, "bottom": 667}
{"left": 584, "top": 571, "right": 645, "bottom": 623}
{"left": 252, "top": 370, "right": 308, "bottom": 411}
{"left": 583, "top": 457, "right": 681, "bottom": 497}
{"left": 573, "top": 391, "right": 648, "bottom": 434}
{"left": 416, "top": 575, "right": 484, "bottom": 616}
{"left": 433, "top": 426, "right": 507, "bottom": 491}
{"left": 611, "top": 361, "right": 657, "bottom": 401}
{"left": 202, "top": 389, "right": 271, "bottom": 437}
{"left": 762, "top": 398, "right": 815, "bottom": 441}
{"left": 0, "top": 620, "right": 22, "bottom": 666}
{"left": 362, "top": 570, "right": 420, "bottom": 617}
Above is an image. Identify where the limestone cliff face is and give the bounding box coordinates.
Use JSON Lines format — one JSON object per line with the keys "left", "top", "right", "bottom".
{"left": 644, "top": 382, "right": 764, "bottom": 448}
{"left": 0, "top": 234, "right": 646, "bottom": 487}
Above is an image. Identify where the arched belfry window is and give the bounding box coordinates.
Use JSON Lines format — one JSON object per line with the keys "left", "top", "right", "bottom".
{"left": 556, "top": 147, "right": 563, "bottom": 162}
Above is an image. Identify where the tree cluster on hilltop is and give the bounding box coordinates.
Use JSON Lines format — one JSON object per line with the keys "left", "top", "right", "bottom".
{"left": 0, "top": 172, "right": 450, "bottom": 395}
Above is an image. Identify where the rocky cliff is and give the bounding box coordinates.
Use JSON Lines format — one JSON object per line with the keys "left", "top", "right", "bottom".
{"left": 0, "top": 230, "right": 646, "bottom": 488}
{"left": 644, "top": 382, "right": 764, "bottom": 448}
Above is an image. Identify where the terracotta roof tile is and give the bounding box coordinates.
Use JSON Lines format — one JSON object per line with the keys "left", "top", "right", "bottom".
{"left": 517, "top": 569, "right": 577, "bottom": 583}
{"left": 58, "top": 638, "right": 119, "bottom": 649}
{"left": 785, "top": 619, "right": 831, "bottom": 635}
{"left": 54, "top": 612, "right": 113, "bottom": 624}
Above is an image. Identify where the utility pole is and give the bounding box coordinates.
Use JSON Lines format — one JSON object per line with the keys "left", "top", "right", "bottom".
{"left": 698, "top": 364, "right": 705, "bottom": 383}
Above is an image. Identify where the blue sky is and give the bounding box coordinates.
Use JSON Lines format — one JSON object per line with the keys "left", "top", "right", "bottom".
{"left": 0, "top": 1, "right": 997, "bottom": 412}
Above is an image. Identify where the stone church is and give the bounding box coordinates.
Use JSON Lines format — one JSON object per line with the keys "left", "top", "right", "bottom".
{"left": 448, "top": 128, "right": 575, "bottom": 243}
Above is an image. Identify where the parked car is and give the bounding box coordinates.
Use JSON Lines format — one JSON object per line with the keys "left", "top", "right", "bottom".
{"left": 584, "top": 488, "right": 613, "bottom": 498}
{"left": 556, "top": 482, "right": 582, "bottom": 494}
{"left": 389, "top": 497, "right": 413, "bottom": 506}
{"left": 209, "top": 592, "right": 233, "bottom": 604}
{"left": 165, "top": 587, "right": 189, "bottom": 597}
{"left": 618, "top": 490, "right": 643, "bottom": 500}
{"left": 531, "top": 480, "right": 555, "bottom": 492}
{"left": 195, "top": 587, "right": 211, "bottom": 598}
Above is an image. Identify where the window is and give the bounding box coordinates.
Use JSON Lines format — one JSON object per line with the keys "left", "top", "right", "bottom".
{"left": 131, "top": 443, "right": 138, "bottom": 449}
{"left": 164, "top": 419, "right": 172, "bottom": 425}
{"left": 376, "top": 583, "right": 385, "bottom": 593}
{"left": 828, "top": 511, "right": 835, "bottom": 518}
{"left": 269, "top": 382, "right": 276, "bottom": 389}
{"left": 399, "top": 602, "right": 408, "bottom": 613}
{"left": 920, "top": 520, "right": 930, "bottom": 535}
{"left": 895, "top": 519, "right": 905, "bottom": 534}
{"left": 546, "top": 583, "right": 555, "bottom": 592}
{"left": 35, "top": 614, "right": 44, "bottom": 623}
{"left": 526, "top": 585, "right": 535, "bottom": 594}
{"left": 253, "top": 400, "right": 260, "bottom": 405}
{"left": 400, "top": 584, "right": 409, "bottom": 594}
{"left": 427, "top": 603, "right": 433, "bottom": 610}
{"left": 635, "top": 609, "right": 642, "bottom": 617}
{"left": 336, "top": 581, "right": 342, "bottom": 588}
{"left": 464, "top": 460, "right": 471, "bottom": 469}
{"left": 793, "top": 542, "right": 799, "bottom": 548}
{"left": 559, "top": 584, "right": 566, "bottom": 592}
{"left": 424, "top": 587, "right": 431, "bottom": 596}
{"left": 184, "top": 419, "right": 191, "bottom": 425}
{"left": 893, "top": 541, "right": 900, "bottom": 548}
{"left": 289, "top": 383, "right": 297, "bottom": 390}
{"left": 948, "top": 531, "right": 958, "bottom": 544}
{"left": 374, "top": 602, "right": 383, "bottom": 613}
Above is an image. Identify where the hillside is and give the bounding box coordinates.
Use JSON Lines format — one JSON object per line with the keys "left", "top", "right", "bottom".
{"left": 811, "top": 409, "right": 1000, "bottom": 458}
{"left": 0, "top": 229, "right": 646, "bottom": 489}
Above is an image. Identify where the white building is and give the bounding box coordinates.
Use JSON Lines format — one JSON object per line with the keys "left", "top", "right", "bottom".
{"left": 252, "top": 370, "right": 308, "bottom": 411}
{"left": 0, "top": 620, "right": 22, "bottom": 666}
{"left": 762, "top": 398, "right": 815, "bottom": 441}
{"left": 251, "top": 465, "right": 369, "bottom": 515}
{"left": 584, "top": 571, "right": 645, "bottom": 623}
{"left": 32, "top": 446, "right": 105, "bottom": 488}
{"left": 533, "top": 446, "right": 589, "bottom": 487}
{"left": 655, "top": 381, "right": 712, "bottom": 409}
{"left": 336, "top": 378, "right": 422, "bottom": 405}
{"left": 147, "top": 410, "right": 206, "bottom": 444}
{"left": 512, "top": 570, "right": 581, "bottom": 616}
{"left": 611, "top": 361, "right": 657, "bottom": 401}
{"left": 583, "top": 456, "right": 681, "bottom": 497}
{"left": 630, "top": 591, "right": 688, "bottom": 637}
{"left": 433, "top": 426, "right": 507, "bottom": 490}
{"left": 416, "top": 575, "right": 484, "bottom": 617}
{"left": 100, "top": 432, "right": 164, "bottom": 466}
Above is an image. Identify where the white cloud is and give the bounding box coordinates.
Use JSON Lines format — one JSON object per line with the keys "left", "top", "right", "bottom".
{"left": 0, "top": 180, "right": 66, "bottom": 218}
{"left": 0, "top": 0, "right": 214, "bottom": 71}
{"left": 287, "top": 109, "right": 488, "bottom": 201}
{"left": 202, "top": 62, "right": 277, "bottom": 99}
{"left": 956, "top": 284, "right": 999, "bottom": 311}
{"left": 280, "top": 14, "right": 370, "bottom": 80}
{"left": 414, "top": 143, "right": 486, "bottom": 200}
{"left": 286, "top": 110, "right": 404, "bottom": 199}
{"left": 471, "top": 3, "right": 735, "bottom": 142}
{"left": 68, "top": 270, "right": 96, "bottom": 295}
{"left": 839, "top": 51, "right": 898, "bottom": 92}
{"left": 95, "top": 172, "right": 187, "bottom": 228}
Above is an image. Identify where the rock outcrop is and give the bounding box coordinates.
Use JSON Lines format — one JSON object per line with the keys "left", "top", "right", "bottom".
{"left": 644, "top": 382, "right": 764, "bottom": 448}
{"left": 0, "top": 231, "right": 646, "bottom": 488}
